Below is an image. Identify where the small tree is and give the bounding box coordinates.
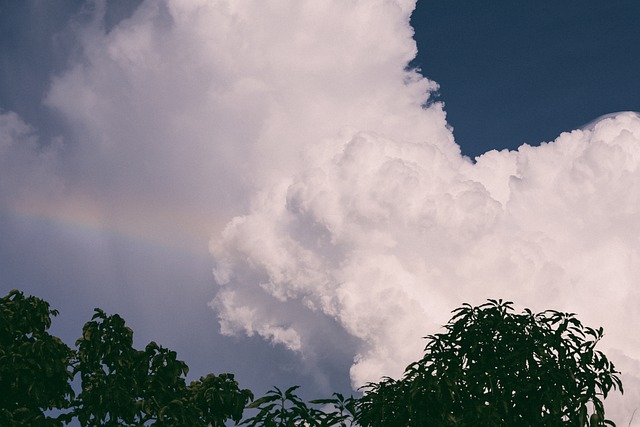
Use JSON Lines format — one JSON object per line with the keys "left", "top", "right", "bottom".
{"left": 72, "top": 309, "right": 144, "bottom": 426}
{"left": 70, "top": 308, "right": 253, "bottom": 426}
{"left": 242, "top": 386, "right": 356, "bottom": 427}
{"left": 356, "top": 299, "right": 623, "bottom": 427}
{"left": 1, "top": 290, "right": 253, "bottom": 426}
{"left": 0, "top": 290, "right": 74, "bottom": 426}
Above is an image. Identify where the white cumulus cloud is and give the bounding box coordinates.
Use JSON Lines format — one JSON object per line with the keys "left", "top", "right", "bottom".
{"left": 212, "top": 112, "right": 640, "bottom": 374}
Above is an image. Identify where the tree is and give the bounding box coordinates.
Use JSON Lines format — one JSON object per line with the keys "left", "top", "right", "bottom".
{"left": 70, "top": 308, "right": 253, "bottom": 426}
{"left": 242, "top": 385, "right": 356, "bottom": 427}
{"left": 0, "top": 290, "right": 252, "bottom": 426}
{"left": 0, "top": 290, "right": 74, "bottom": 426}
{"left": 1, "top": 290, "right": 625, "bottom": 426}
{"left": 356, "top": 299, "right": 623, "bottom": 427}
{"left": 71, "top": 308, "right": 145, "bottom": 426}
{"left": 187, "top": 372, "right": 254, "bottom": 426}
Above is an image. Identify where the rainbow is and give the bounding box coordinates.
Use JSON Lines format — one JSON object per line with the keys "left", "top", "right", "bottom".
{"left": 5, "top": 193, "right": 225, "bottom": 257}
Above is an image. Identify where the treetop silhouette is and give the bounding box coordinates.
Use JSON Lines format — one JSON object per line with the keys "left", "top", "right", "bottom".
{"left": 0, "top": 291, "right": 623, "bottom": 426}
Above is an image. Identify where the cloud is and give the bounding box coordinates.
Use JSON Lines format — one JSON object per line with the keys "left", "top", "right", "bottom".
{"left": 213, "top": 110, "right": 640, "bottom": 423}
{"left": 0, "top": 111, "right": 64, "bottom": 206}
{"left": 1, "top": 0, "right": 440, "bottom": 394}
{"left": 1, "top": 0, "right": 639, "bottom": 423}
{"left": 212, "top": 111, "right": 640, "bottom": 366}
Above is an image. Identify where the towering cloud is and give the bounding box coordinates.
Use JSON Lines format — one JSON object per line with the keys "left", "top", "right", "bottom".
{"left": 0, "top": 0, "right": 638, "bottom": 423}
{"left": 212, "top": 110, "right": 640, "bottom": 385}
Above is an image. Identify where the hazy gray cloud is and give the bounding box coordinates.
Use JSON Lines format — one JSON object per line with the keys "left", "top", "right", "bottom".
{"left": 0, "top": 111, "right": 64, "bottom": 206}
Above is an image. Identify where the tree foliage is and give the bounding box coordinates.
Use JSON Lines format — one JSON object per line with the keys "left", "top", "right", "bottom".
{"left": 0, "top": 290, "right": 74, "bottom": 426}
{"left": 1, "top": 290, "right": 252, "bottom": 427}
{"left": 242, "top": 386, "right": 356, "bottom": 427}
{"left": 1, "top": 291, "right": 625, "bottom": 426}
{"left": 70, "top": 308, "right": 253, "bottom": 426}
{"left": 356, "top": 299, "right": 623, "bottom": 427}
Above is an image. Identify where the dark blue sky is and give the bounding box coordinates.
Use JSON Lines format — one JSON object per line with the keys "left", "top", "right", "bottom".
{"left": 411, "top": 0, "right": 640, "bottom": 158}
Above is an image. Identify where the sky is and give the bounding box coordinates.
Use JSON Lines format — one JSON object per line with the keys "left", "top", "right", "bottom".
{"left": 1, "top": 0, "right": 640, "bottom": 423}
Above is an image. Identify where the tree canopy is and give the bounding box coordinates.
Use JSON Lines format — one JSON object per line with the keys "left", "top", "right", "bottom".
{"left": 1, "top": 290, "right": 251, "bottom": 426}
{"left": 0, "top": 291, "right": 624, "bottom": 426}
{"left": 356, "top": 299, "right": 623, "bottom": 427}
{"left": 0, "top": 290, "right": 73, "bottom": 426}
{"left": 69, "top": 308, "right": 252, "bottom": 426}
